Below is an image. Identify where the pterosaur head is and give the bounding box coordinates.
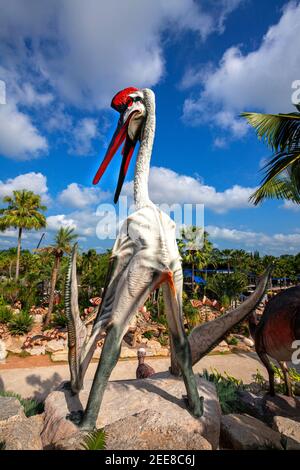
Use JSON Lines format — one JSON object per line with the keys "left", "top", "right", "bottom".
{"left": 93, "top": 87, "right": 146, "bottom": 203}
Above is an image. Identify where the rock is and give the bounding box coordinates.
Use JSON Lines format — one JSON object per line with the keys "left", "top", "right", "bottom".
{"left": 0, "top": 415, "right": 43, "bottom": 450}
{"left": 220, "top": 414, "right": 283, "bottom": 450}
{"left": 242, "top": 337, "right": 254, "bottom": 347}
{"left": 45, "top": 339, "right": 66, "bottom": 353}
{"left": 120, "top": 346, "right": 137, "bottom": 358}
{"left": 51, "top": 349, "right": 68, "bottom": 362}
{"left": 147, "top": 339, "right": 162, "bottom": 352}
{"left": 42, "top": 372, "right": 221, "bottom": 450}
{"left": 104, "top": 409, "right": 212, "bottom": 450}
{"left": 273, "top": 416, "right": 300, "bottom": 449}
{"left": 4, "top": 336, "right": 24, "bottom": 354}
{"left": 231, "top": 343, "right": 251, "bottom": 353}
{"left": 211, "top": 340, "right": 230, "bottom": 354}
{"left": 0, "top": 339, "right": 7, "bottom": 361}
{"left": 262, "top": 394, "right": 300, "bottom": 425}
{"left": 158, "top": 347, "right": 169, "bottom": 357}
{"left": 236, "top": 390, "right": 265, "bottom": 421}
{"left": 0, "top": 397, "right": 25, "bottom": 426}
{"left": 33, "top": 314, "right": 44, "bottom": 324}
{"left": 26, "top": 345, "right": 45, "bottom": 356}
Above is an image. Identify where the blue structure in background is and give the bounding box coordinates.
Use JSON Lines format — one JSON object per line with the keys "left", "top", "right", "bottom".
{"left": 183, "top": 269, "right": 206, "bottom": 285}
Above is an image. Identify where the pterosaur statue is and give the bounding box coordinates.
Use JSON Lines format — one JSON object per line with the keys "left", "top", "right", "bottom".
{"left": 249, "top": 286, "right": 300, "bottom": 397}
{"left": 65, "top": 87, "right": 272, "bottom": 431}
{"left": 66, "top": 87, "right": 203, "bottom": 430}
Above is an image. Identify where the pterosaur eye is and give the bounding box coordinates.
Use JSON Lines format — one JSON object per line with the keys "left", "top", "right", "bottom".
{"left": 127, "top": 97, "right": 133, "bottom": 107}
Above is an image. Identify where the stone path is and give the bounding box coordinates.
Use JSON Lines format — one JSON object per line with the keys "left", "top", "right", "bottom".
{"left": 0, "top": 352, "right": 268, "bottom": 401}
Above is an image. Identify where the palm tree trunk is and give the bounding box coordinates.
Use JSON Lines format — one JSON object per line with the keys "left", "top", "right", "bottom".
{"left": 44, "top": 254, "right": 61, "bottom": 326}
{"left": 15, "top": 227, "right": 22, "bottom": 280}
{"left": 192, "top": 263, "right": 195, "bottom": 292}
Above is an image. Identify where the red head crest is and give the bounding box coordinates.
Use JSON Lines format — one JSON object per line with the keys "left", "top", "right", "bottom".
{"left": 111, "top": 87, "right": 139, "bottom": 113}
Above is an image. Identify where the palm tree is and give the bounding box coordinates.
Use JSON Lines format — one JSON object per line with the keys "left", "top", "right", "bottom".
{"left": 40, "top": 227, "right": 77, "bottom": 326}
{"left": 241, "top": 105, "right": 300, "bottom": 205}
{"left": 0, "top": 190, "right": 46, "bottom": 280}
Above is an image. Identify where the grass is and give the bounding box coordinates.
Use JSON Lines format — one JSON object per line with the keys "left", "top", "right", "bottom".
{"left": 0, "top": 390, "right": 44, "bottom": 417}
{"left": 201, "top": 368, "right": 245, "bottom": 414}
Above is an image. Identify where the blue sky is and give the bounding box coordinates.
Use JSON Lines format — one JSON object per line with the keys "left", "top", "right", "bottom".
{"left": 0, "top": 0, "right": 300, "bottom": 255}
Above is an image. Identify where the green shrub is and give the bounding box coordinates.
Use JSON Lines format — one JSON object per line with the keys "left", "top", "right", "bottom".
{"left": 143, "top": 331, "right": 154, "bottom": 340}
{"left": 82, "top": 429, "right": 106, "bottom": 450}
{"left": 226, "top": 336, "right": 239, "bottom": 346}
{"left": 201, "top": 368, "right": 245, "bottom": 414}
{"left": 52, "top": 311, "right": 68, "bottom": 328}
{"left": 0, "top": 305, "right": 13, "bottom": 324}
{"left": 8, "top": 310, "right": 33, "bottom": 335}
{"left": 0, "top": 390, "right": 44, "bottom": 417}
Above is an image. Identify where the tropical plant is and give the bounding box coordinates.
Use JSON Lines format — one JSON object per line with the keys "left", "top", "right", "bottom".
{"left": 207, "top": 272, "right": 248, "bottom": 308}
{"left": 52, "top": 311, "right": 68, "bottom": 328}
{"left": 0, "top": 390, "right": 44, "bottom": 417}
{"left": 0, "top": 305, "right": 13, "bottom": 324}
{"left": 81, "top": 429, "right": 106, "bottom": 450}
{"left": 39, "top": 227, "right": 77, "bottom": 326}
{"left": 0, "top": 190, "right": 46, "bottom": 279}
{"left": 8, "top": 310, "right": 33, "bottom": 335}
{"left": 241, "top": 106, "right": 300, "bottom": 205}
{"left": 201, "top": 369, "right": 245, "bottom": 414}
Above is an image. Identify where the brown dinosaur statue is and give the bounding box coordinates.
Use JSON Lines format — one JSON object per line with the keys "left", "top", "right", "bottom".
{"left": 248, "top": 286, "right": 300, "bottom": 397}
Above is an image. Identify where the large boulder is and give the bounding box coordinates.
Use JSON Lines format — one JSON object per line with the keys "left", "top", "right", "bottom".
{"left": 273, "top": 416, "right": 300, "bottom": 450}
{"left": 41, "top": 372, "right": 221, "bottom": 450}
{"left": 262, "top": 394, "right": 300, "bottom": 424}
{"left": 0, "top": 397, "right": 43, "bottom": 450}
{"left": 220, "top": 414, "right": 284, "bottom": 450}
{"left": 0, "top": 339, "right": 7, "bottom": 361}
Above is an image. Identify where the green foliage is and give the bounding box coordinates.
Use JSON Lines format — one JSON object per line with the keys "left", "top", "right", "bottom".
{"left": 8, "top": 310, "right": 33, "bottom": 335}
{"left": 0, "top": 441, "right": 6, "bottom": 450}
{"left": 183, "top": 301, "right": 200, "bottom": 331}
{"left": 241, "top": 110, "right": 300, "bottom": 205}
{"left": 143, "top": 331, "right": 154, "bottom": 340}
{"left": 52, "top": 311, "right": 68, "bottom": 328}
{"left": 0, "top": 305, "right": 13, "bottom": 324}
{"left": 82, "top": 429, "right": 106, "bottom": 450}
{"left": 226, "top": 336, "right": 239, "bottom": 346}
{"left": 201, "top": 369, "right": 245, "bottom": 414}
{"left": 207, "top": 272, "right": 247, "bottom": 308}
{"left": 0, "top": 390, "right": 44, "bottom": 417}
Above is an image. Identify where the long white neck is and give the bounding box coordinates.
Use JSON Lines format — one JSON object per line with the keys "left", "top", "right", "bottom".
{"left": 134, "top": 89, "right": 155, "bottom": 209}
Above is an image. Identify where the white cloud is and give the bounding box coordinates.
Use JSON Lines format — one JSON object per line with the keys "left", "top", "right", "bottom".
{"left": 123, "top": 166, "right": 256, "bottom": 213}
{"left": 0, "top": 0, "right": 243, "bottom": 110}
{"left": 58, "top": 183, "right": 110, "bottom": 209}
{"left": 0, "top": 102, "right": 47, "bottom": 159}
{"left": 0, "top": 172, "right": 50, "bottom": 203}
{"left": 69, "top": 118, "right": 99, "bottom": 156}
{"left": 281, "top": 200, "right": 300, "bottom": 211}
{"left": 182, "top": 2, "right": 300, "bottom": 137}
{"left": 207, "top": 224, "right": 300, "bottom": 254}
{"left": 46, "top": 214, "right": 76, "bottom": 232}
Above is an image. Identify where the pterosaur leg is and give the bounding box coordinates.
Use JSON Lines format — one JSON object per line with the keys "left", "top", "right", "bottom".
{"left": 79, "top": 263, "right": 154, "bottom": 430}
{"left": 162, "top": 269, "right": 203, "bottom": 418}
{"left": 279, "top": 361, "right": 292, "bottom": 397}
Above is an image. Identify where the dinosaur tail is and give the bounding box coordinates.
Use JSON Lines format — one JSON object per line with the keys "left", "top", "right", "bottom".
{"left": 65, "top": 243, "right": 87, "bottom": 393}
{"left": 188, "top": 263, "right": 273, "bottom": 366}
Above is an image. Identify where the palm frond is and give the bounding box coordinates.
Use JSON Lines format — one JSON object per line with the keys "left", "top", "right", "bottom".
{"left": 250, "top": 174, "right": 300, "bottom": 205}
{"left": 241, "top": 112, "right": 300, "bottom": 151}
{"left": 82, "top": 429, "right": 106, "bottom": 450}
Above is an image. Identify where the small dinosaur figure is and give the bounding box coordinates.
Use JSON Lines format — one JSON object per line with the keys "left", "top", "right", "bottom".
{"left": 249, "top": 286, "right": 300, "bottom": 396}
{"left": 136, "top": 348, "right": 155, "bottom": 379}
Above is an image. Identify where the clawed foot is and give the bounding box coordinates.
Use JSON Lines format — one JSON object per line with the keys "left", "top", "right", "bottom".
{"left": 183, "top": 395, "right": 204, "bottom": 418}
{"left": 66, "top": 410, "right": 84, "bottom": 426}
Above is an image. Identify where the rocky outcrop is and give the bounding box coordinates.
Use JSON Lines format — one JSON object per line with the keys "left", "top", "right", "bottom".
{"left": 0, "top": 339, "right": 7, "bottom": 361}
{"left": 220, "top": 413, "right": 283, "bottom": 450}
{"left": 0, "top": 397, "right": 43, "bottom": 450}
{"left": 273, "top": 416, "right": 300, "bottom": 450}
{"left": 41, "top": 372, "right": 221, "bottom": 450}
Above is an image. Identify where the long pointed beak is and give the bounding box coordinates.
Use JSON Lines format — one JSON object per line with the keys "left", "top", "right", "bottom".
{"left": 92, "top": 112, "right": 138, "bottom": 201}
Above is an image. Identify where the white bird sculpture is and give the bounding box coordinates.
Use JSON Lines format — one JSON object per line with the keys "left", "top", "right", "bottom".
{"left": 65, "top": 87, "right": 203, "bottom": 430}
